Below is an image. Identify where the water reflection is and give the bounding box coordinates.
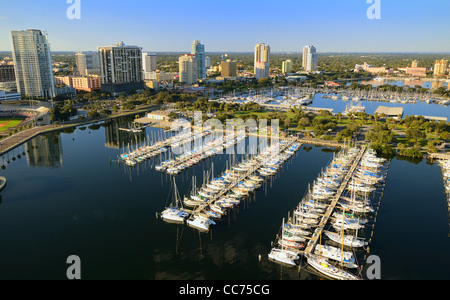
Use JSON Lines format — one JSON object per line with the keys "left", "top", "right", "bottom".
{"left": 105, "top": 119, "right": 146, "bottom": 149}
{"left": 25, "top": 133, "right": 63, "bottom": 168}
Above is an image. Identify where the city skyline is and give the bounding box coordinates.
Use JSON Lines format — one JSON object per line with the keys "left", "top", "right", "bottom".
{"left": 1, "top": 0, "right": 450, "bottom": 53}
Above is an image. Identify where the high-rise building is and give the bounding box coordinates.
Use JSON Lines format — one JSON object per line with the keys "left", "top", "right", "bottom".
{"left": 0, "top": 62, "right": 17, "bottom": 92}
{"left": 142, "top": 53, "right": 157, "bottom": 73}
{"left": 76, "top": 52, "right": 100, "bottom": 76}
{"left": 0, "top": 64, "right": 15, "bottom": 82}
{"left": 205, "top": 56, "right": 211, "bottom": 69}
{"left": 411, "top": 60, "right": 419, "bottom": 68}
{"left": 302, "top": 45, "right": 318, "bottom": 72}
{"left": 434, "top": 59, "right": 448, "bottom": 76}
{"left": 191, "top": 40, "right": 205, "bottom": 79}
{"left": 254, "top": 43, "right": 270, "bottom": 80}
{"left": 98, "top": 41, "right": 144, "bottom": 94}
{"left": 10, "top": 29, "right": 55, "bottom": 98}
{"left": 221, "top": 60, "right": 237, "bottom": 78}
{"left": 282, "top": 60, "right": 293, "bottom": 74}
{"left": 179, "top": 54, "right": 197, "bottom": 85}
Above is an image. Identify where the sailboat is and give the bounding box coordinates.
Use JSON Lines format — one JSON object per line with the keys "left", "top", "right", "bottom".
{"left": 160, "top": 179, "right": 190, "bottom": 224}
{"left": 306, "top": 254, "right": 360, "bottom": 280}
{"left": 186, "top": 213, "right": 216, "bottom": 232}
{"left": 306, "top": 218, "right": 360, "bottom": 280}
{"left": 324, "top": 211, "right": 367, "bottom": 248}
{"left": 268, "top": 218, "right": 300, "bottom": 267}
{"left": 314, "top": 244, "right": 358, "bottom": 269}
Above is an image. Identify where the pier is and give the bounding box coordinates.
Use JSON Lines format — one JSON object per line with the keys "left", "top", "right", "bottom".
{"left": 190, "top": 138, "right": 300, "bottom": 217}
{"left": 428, "top": 152, "right": 450, "bottom": 161}
{"left": 296, "top": 138, "right": 349, "bottom": 149}
{"left": 304, "top": 146, "right": 367, "bottom": 255}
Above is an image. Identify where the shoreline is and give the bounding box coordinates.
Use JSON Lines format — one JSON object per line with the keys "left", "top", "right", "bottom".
{"left": 0, "top": 106, "right": 447, "bottom": 162}
{"left": 0, "top": 106, "right": 158, "bottom": 156}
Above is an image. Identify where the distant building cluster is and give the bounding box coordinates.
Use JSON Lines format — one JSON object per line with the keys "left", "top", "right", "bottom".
{"left": 3, "top": 27, "right": 449, "bottom": 102}
{"left": 354, "top": 59, "right": 449, "bottom": 78}
{"left": 2, "top": 27, "right": 328, "bottom": 99}
{"left": 354, "top": 62, "right": 394, "bottom": 75}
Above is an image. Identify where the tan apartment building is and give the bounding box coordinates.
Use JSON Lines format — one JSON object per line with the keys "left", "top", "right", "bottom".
{"left": 434, "top": 59, "right": 448, "bottom": 76}
{"left": 54, "top": 75, "right": 101, "bottom": 92}
{"left": 221, "top": 60, "right": 237, "bottom": 78}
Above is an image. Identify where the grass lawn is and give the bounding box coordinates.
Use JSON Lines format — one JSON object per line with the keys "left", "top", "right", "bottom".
{"left": 0, "top": 118, "right": 26, "bottom": 132}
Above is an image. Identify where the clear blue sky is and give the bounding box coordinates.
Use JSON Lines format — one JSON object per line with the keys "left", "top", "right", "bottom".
{"left": 1, "top": 0, "right": 449, "bottom": 53}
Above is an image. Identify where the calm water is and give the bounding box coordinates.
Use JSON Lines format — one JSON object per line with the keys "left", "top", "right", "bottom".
{"left": 311, "top": 94, "right": 450, "bottom": 120}
{"left": 0, "top": 119, "right": 448, "bottom": 280}
{"left": 348, "top": 79, "right": 448, "bottom": 90}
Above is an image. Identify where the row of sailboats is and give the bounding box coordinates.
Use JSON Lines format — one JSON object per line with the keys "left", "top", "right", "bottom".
{"left": 156, "top": 133, "right": 246, "bottom": 175}
{"left": 160, "top": 138, "right": 301, "bottom": 233}
{"left": 120, "top": 128, "right": 213, "bottom": 167}
{"left": 310, "top": 148, "right": 388, "bottom": 280}
{"left": 269, "top": 147, "right": 361, "bottom": 272}
{"left": 437, "top": 159, "right": 450, "bottom": 223}
{"left": 269, "top": 147, "right": 389, "bottom": 280}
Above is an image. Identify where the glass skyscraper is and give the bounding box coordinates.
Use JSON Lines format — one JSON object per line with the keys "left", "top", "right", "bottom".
{"left": 191, "top": 40, "right": 205, "bottom": 79}
{"left": 10, "top": 29, "right": 55, "bottom": 98}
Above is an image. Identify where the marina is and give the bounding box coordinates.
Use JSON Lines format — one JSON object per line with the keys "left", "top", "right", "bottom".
{"left": 3, "top": 0, "right": 450, "bottom": 282}
{"left": 268, "top": 146, "right": 391, "bottom": 280}
{"left": 211, "top": 86, "right": 450, "bottom": 120}
{"left": 159, "top": 136, "right": 301, "bottom": 233}
{"left": 154, "top": 132, "right": 246, "bottom": 175}
{"left": 118, "top": 128, "right": 213, "bottom": 167}
{"left": 0, "top": 120, "right": 448, "bottom": 280}
{"left": 437, "top": 158, "right": 450, "bottom": 230}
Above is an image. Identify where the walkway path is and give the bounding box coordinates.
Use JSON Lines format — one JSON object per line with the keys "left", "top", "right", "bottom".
{"left": 0, "top": 125, "right": 54, "bottom": 156}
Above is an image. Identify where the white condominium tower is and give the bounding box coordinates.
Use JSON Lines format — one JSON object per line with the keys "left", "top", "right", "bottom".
{"left": 10, "top": 29, "right": 55, "bottom": 98}
{"left": 191, "top": 40, "right": 206, "bottom": 79}
{"left": 98, "top": 41, "right": 144, "bottom": 94}
{"left": 179, "top": 54, "right": 198, "bottom": 85}
{"left": 302, "top": 45, "right": 317, "bottom": 72}
{"left": 254, "top": 43, "right": 270, "bottom": 80}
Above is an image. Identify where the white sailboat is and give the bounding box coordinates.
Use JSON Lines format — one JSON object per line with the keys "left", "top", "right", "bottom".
{"left": 307, "top": 220, "right": 360, "bottom": 280}
{"left": 306, "top": 254, "right": 360, "bottom": 280}
{"left": 160, "top": 179, "right": 190, "bottom": 224}
{"left": 186, "top": 213, "right": 216, "bottom": 232}
{"left": 314, "top": 244, "right": 358, "bottom": 269}
{"left": 268, "top": 218, "right": 300, "bottom": 267}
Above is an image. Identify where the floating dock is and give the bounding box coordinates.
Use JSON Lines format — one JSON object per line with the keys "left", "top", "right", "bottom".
{"left": 304, "top": 146, "right": 367, "bottom": 255}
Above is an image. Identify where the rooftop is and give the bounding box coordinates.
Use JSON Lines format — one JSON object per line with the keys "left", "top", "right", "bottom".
{"left": 374, "top": 106, "right": 404, "bottom": 117}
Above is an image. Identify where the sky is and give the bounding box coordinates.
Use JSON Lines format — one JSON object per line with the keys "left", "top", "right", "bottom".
{"left": 0, "top": 0, "right": 449, "bottom": 53}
